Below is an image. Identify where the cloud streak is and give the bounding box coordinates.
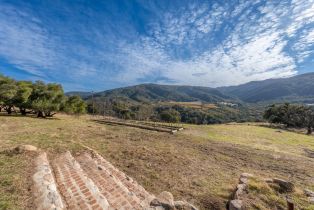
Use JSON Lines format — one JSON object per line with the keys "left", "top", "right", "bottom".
{"left": 115, "top": 0, "right": 314, "bottom": 87}
{"left": 0, "top": 0, "right": 314, "bottom": 90}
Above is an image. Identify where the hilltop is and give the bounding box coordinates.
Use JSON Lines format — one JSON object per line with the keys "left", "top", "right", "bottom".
{"left": 68, "top": 73, "right": 314, "bottom": 104}
{"left": 69, "top": 84, "right": 236, "bottom": 103}
{"left": 218, "top": 72, "right": 314, "bottom": 103}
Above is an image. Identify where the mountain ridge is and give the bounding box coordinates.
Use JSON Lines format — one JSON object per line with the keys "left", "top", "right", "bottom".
{"left": 218, "top": 72, "right": 314, "bottom": 103}
{"left": 67, "top": 72, "right": 314, "bottom": 104}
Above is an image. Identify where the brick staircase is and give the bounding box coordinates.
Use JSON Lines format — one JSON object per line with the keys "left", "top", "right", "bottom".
{"left": 32, "top": 150, "right": 197, "bottom": 210}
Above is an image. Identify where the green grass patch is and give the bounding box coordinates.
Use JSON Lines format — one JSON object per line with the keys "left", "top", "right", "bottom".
{"left": 191, "top": 123, "right": 314, "bottom": 156}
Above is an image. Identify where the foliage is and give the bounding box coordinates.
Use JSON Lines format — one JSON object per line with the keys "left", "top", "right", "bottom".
{"left": 0, "top": 75, "right": 86, "bottom": 117}
{"left": 87, "top": 97, "right": 263, "bottom": 124}
{"left": 159, "top": 109, "right": 181, "bottom": 123}
{"left": 62, "top": 95, "right": 86, "bottom": 115}
{"left": 0, "top": 75, "right": 18, "bottom": 114}
{"left": 29, "top": 82, "right": 66, "bottom": 117}
{"left": 13, "top": 81, "right": 33, "bottom": 115}
{"left": 264, "top": 103, "right": 314, "bottom": 134}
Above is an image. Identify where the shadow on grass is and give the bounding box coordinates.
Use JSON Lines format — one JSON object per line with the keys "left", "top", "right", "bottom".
{"left": 0, "top": 112, "right": 61, "bottom": 120}
{"left": 258, "top": 123, "right": 312, "bottom": 136}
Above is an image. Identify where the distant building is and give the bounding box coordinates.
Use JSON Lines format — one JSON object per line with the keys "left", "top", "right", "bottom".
{"left": 217, "top": 102, "right": 238, "bottom": 107}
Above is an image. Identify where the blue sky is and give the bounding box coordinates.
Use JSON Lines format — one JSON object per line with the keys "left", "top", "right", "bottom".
{"left": 0, "top": 0, "right": 314, "bottom": 91}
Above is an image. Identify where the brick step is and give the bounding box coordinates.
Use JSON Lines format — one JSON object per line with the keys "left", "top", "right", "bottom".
{"left": 88, "top": 152, "right": 155, "bottom": 204}
{"left": 76, "top": 152, "right": 154, "bottom": 209}
{"left": 52, "top": 151, "right": 110, "bottom": 210}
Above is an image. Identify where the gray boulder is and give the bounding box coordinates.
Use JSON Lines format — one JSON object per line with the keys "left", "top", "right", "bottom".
{"left": 150, "top": 191, "right": 175, "bottom": 210}
{"left": 229, "top": 199, "right": 242, "bottom": 210}
{"left": 304, "top": 189, "right": 314, "bottom": 197}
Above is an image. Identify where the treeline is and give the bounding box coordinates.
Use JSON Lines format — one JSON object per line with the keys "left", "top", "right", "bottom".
{"left": 88, "top": 99, "right": 259, "bottom": 124}
{"left": 0, "top": 75, "right": 86, "bottom": 117}
{"left": 264, "top": 103, "right": 314, "bottom": 134}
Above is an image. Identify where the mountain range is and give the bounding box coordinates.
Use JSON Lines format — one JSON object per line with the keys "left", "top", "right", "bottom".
{"left": 67, "top": 72, "right": 314, "bottom": 104}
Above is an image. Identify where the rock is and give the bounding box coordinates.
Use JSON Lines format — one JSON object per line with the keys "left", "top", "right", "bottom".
{"left": 33, "top": 152, "right": 64, "bottom": 209}
{"left": 174, "top": 201, "right": 198, "bottom": 210}
{"left": 237, "top": 184, "right": 247, "bottom": 191}
{"left": 309, "top": 197, "right": 314, "bottom": 204}
{"left": 273, "top": 178, "right": 294, "bottom": 192}
{"left": 304, "top": 189, "right": 314, "bottom": 197}
{"left": 240, "top": 173, "right": 253, "bottom": 178}
{"left": 239, "top": 177, "right": 248, "bottom": 184}
{"left": 151, "top": 191, "right": 175, "bottom": 210}
{"left": 229, "top": 199, "right": 242, "bottom": 210}
{"left": 264, "top": 178, "right": 273, "bottom": 183}
{"left": 150, "top": 199, "right": 162, "bottom": 206}
{"left": 15, "top": 145, "right": 38, "bottom": 153}
{"left": 152, "top": 206, "right": 166, "bottom": 210}
{"left": 233, "top": 183, "right": 247, "bottom": 199}
{"left": 158, "top": 191, "right": 174, "bottom": 205}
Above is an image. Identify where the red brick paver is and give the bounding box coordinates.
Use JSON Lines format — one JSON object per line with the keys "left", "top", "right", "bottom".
{"left": 52, "top": 152, "right": 110, "bottom": 210}
{"left": 92, "top": 152, "right": 155, "bottom": 206}
{"left": 76, "top": 153, "right": 154, "bottom": 209}
{"left": 50, "top": 151, "right": 159, "bottom": 210}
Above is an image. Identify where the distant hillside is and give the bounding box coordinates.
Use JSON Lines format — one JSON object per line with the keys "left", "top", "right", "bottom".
{"left": 88, "top": 84, "right": 236, "bottom": 103}
{"left": 218, "top": 73, "right": 314, "bottom": 103}
{"left": 66, "top": 72, "right": 314, "bottom": 104}
{"left": 66, "top": 91, "right": 92, "bottom": 99}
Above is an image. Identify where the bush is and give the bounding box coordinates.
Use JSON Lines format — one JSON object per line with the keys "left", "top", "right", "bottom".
{"left": 159, "top": 109, "right": 181, "bottom": 123}
{"left": 63, "top": 95, "right": 86, "bottom": 115}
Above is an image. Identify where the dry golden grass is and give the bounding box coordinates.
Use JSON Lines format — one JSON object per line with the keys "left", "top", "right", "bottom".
{"left": 162, "top": 101, "right": 217, "bottom": 109}
{"left": 0, "top": 114, "right": 313, "bottom": 209}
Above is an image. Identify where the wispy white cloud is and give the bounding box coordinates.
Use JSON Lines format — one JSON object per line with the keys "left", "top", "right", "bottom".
{"left": 286, "top": 0, "right": 314, "bottom": 36}
{"left": 0, "top": 4, "right": 55, "bottom": 77}
{"left": 0, "top": 3, "right": 111, "bottom": 84}
{"left": 293, "top": 28, "right": 314, "bottom": 62}
{"left": 0, "top": 0, "right": 314, "bottom": 90}
{"left": 114, "top": 0, "right": 310, "bottom": 87}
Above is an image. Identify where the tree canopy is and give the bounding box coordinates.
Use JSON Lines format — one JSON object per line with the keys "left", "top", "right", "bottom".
{"left": 264, "top": 103, "right": 314, "bottom": 134}
{"left": 62, "top": 95, "right": 86, "bottom": 115}
{"left": 0, "top": 74, "right": 86, "bottom": 117}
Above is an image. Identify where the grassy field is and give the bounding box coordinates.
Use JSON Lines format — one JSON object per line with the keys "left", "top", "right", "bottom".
{"left": 160, "top": 101, "right": 217, "bottom": 109}
{"left": 0, "top": 114, "right": 314, "bottom": 209}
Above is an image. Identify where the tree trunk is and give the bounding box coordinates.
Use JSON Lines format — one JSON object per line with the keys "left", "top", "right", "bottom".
{"left": 307, "top": 126, "right": 312, "bottom": 135}
{"left": 37, "top": 111, "right": 45, "bottom": 118}
{"left": 6, "top": 106, "right": 12, "bottom": 114}
{"left": 44, "top": 111, "right": 56, "bottom": 117}
{"left": 20, "top": 108, "right": 27, "bottom": 116}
